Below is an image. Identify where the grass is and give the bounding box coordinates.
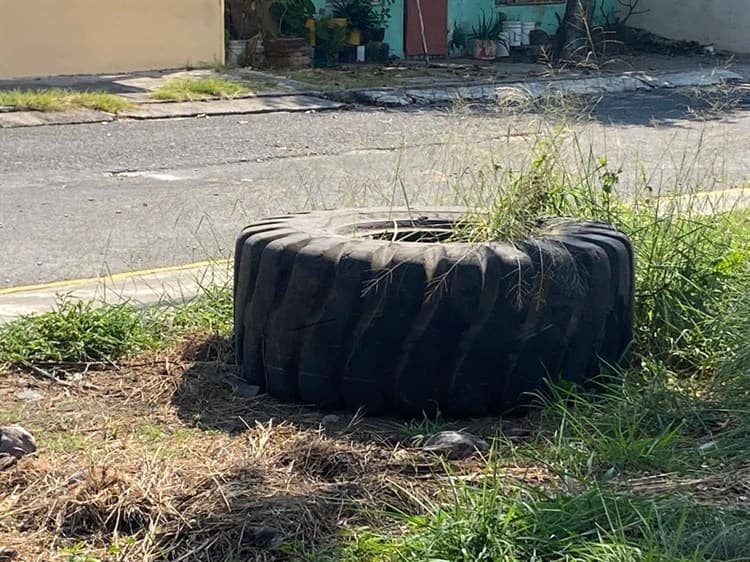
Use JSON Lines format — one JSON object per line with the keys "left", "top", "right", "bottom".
{"left": 0, "top": 88, "right": 133, "bottom": 113}
{"left": 0, "top": 298, "right": 158, "bottom": 364}
{"left": 149, "top": 77, "right": 251, "bottom": 101}
{"left": 0, "top": 279, "right": 232, "bottom": 367}
{"left": 1, "top": 105, "right": 750, "bottom": 561}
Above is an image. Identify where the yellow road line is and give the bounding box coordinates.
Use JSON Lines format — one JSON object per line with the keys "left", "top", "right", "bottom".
{"left": 0, "top": 259, "right": 231, "bottom": 297}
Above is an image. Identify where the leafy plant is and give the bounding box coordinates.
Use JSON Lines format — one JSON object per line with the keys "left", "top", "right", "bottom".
{"left": 450, "top": 23, "right": 468, "bottom": 52}
{"left": 270, "top": 0, "right": 316, "bottom": 38}
{"left": 470, "top": 11, "right": 504, "bottom": 41}
{"left": 315, "top": 17, "right": 348, "bottom": 66}
{"left": 374, "top": 0, "right": 396, "bottom": 28}
{"left": 330, "top": 0, "right": 378, "bottom": 32}
{"left": 0, "top": 297, "right": 159, "bottom": 365}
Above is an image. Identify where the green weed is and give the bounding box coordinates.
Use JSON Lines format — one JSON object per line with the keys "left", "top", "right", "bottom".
{"left": 339, "top": 479, "right": 750, "bottom": 562}
{"left": 0, "top": 89, "right": 132, "bottom": 113}
{"left": 0, "top": 297, "right": 159, "bottom": 364}
{"left": 171, "top": 282, "right": 233, "bottom": 336}
{"left": 149, "top": 77, "right": 250, "bottom": 101}
{"left": 459, "top": 129, "right": 750, "bottom": 375}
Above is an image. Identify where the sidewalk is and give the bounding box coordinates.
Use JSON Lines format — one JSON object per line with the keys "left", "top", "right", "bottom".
{"left": 0, "top": 54, "right": 748, "bottom": 127}
{"left": 0, "top": 261, "right": 231, "bottom": 324}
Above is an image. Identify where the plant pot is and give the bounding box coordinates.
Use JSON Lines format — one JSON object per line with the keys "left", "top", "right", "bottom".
{"left": 226, "top": 39, "right": 248, "bottom": 66}
{"left": 265, "top": 37, "right": 311, "bottom": 68}
{"left": 339, "top": 44, "right": 357, "bottom": 63}
{"left": 331, "top": 18, "right": 348, "bottom": 28}
{"left": 473, "top": 39, "right": 497, "bottom": 60}
{"left": 365, "top": 41, "right": 389, "bottom": 62}
{"left": 371, "top": 28, "right": 386, "bottom": 42}
{"left": 305, "top": 18, "right": 316, "bottom": 46}
{"left": 347, "top": 28, "right": 362, "bottom": 46}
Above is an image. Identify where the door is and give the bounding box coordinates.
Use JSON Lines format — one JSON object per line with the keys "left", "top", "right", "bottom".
{"left": 404, "top": 0, "right": 448, "bottom": 57}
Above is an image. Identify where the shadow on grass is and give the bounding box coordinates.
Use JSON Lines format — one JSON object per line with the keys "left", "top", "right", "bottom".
{"left": 160, "top": 465, "right": 355, "bottom": 561}
{"left": 171, "top": 337, "right": 527, "bottom": 445}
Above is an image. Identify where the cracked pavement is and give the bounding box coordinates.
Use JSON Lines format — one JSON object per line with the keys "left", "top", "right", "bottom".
{"left": 2, "top": 86, "right": 750, "bottom": 287}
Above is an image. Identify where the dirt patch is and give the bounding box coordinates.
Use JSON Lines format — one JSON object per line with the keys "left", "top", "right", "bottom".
{"left": 0, "top": 340, "right": 536, "bottom": 561}
{"left": 271, "top": 61, "right": 549, "bottom": 91}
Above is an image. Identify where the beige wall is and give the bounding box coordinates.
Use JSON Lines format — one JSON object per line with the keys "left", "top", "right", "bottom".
{"left": 627, "top": 0, "right": 750, "bottom": 55}
{"left": 0, "top": 0, "right": 224, "bottom": 79}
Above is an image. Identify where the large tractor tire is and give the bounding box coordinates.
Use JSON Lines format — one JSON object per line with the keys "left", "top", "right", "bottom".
{"left": 234, "top": 208, "right": 634, "bottom": 417}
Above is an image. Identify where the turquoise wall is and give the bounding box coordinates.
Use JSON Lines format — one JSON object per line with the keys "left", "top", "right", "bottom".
{"left": 405, "top": 0, "right": 616, "bottom": 58}
{"left": 312, "top": 0, "right": 617, "bottom": 59}
{"left": 311, "top": 0, "right": 405, "bottom": 58}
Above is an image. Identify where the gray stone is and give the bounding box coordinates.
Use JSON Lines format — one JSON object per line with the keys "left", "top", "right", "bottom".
{"left": 234, "top": 381, "right": 261, "bottom": 398}
{"left": 15, "top": 389, "right": 42, "bottom": 401}
{"left": 240, "top": 525, "right": 280, "bottom": 548}
{"left": 321, "top": 414, "right": 340, "bottom": 425}
{"left": 357, "top": 90, "right": 412, "bottom": 106}
{"left": 0, "top": 425, "right": 37, "bottom": 459}
{"left": 0, "top": 546, "right": 18, "bottom": 560}
{"left": 422, "top": 430, "right": 489, "bottom": 460}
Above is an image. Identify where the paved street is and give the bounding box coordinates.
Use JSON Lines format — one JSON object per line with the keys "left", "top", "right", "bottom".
{"left": 2, "top": 87, "right": 750, "bottom": 288}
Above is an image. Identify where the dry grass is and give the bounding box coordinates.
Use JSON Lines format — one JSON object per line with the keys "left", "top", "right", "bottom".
{"left": 0, "top": 334, "right": 539, "bottom": 561}
{"left": 2, "top": 333, "right": 748, "bottom": 561}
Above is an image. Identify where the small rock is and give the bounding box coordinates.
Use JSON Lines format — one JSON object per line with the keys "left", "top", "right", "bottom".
{"left": 422, "top": 431, "right": 489, "bottom": 460}
{"left": 241, "top": 525, "right": 280, "bottom": 548}
{"left": 0, "top": 546, "right": 18, "bottom": 560}
{"left": 15, "top": 389, "right": 42, "bottom": 401}
{"left": 235, "top": 382, "right": 260, "bottom": 398}
{"left": 0, "top": 425, "right": 37, "bottom": 459}
{"left": 321, "top": 414, "right": 340, "bottom": 426}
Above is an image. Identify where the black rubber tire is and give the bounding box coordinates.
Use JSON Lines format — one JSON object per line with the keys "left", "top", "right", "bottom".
{"left": 234, "top": 208, "right": 634, "bottom": 417}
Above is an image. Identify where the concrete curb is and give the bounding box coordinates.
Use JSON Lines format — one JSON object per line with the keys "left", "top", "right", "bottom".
{"left": 329, "top": 68, "right": 744, "bottom": 107}
{"left": 0, "top": 95, "right": 344, "bottom": 129}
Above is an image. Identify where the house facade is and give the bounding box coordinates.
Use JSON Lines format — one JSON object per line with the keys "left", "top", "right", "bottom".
{"left": 0, "top": 0, "right": 225, "bottom": 79}
{"left": 325, "top": 0, "right": 617, "bottom": 59}
{"left": 626, "top": 0, "right": 750, "bottom": 54}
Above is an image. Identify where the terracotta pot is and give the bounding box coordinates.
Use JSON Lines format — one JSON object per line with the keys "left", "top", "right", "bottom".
{"left": 265, "top": 37, "right": 311, "bottom": 68}
{"left": 473, "top": 39, "right": 497, "bottom": 60}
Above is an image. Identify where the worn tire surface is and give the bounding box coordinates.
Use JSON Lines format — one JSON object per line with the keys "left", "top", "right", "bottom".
{"left": 234, "top": 208, "right": 634, "bottom": 417}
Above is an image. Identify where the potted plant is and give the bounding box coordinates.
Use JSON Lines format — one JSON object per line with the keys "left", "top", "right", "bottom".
{"left": 449, "top": 23, "right": 468, "bottom": 57}
{"left": 470, "top": 11, "right": 504, "bottom": 60}
{"left": 265, "top": 0, "right": 316, "bottom": 67}
{"left": 371, "top": 0, "right": 395, "bottom": 42}
{"left": 315, "top": 16, "right": 348, "bottom": 66}
{"left": 330, "top": 0, "right": 378, "bottom": 45}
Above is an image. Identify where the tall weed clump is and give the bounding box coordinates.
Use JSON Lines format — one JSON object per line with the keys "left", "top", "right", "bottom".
{"left": 462, "top": 128, "right": 750, "bottom": 376}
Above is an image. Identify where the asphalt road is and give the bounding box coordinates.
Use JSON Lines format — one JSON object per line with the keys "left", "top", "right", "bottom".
{"left": 2, "top": 87, "right": 750, "bottom": 287}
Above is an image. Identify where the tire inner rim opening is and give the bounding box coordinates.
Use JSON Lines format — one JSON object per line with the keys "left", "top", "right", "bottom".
{"left": 341, "top": 219, "right": 467, "bottom": 243}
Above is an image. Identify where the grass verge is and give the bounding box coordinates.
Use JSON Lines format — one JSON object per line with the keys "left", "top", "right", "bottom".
{"left": 149, "top": 77, "right": 251, "bottom": 101}
{"left": 0, "top": 89, "right": 133, "bottom": 113}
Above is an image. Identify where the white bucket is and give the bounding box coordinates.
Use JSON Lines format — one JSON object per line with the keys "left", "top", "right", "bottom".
{"left": 521, "top": 22, "right": 535, "bottom": 46}
{"left": 226, "top": 40, "right": 247, "bottom": 66}
{"left": 502, "top": 21, "right": 522, "bottom": 47}
{"left": 497, "top": 32, "right": 511, "bottom": 57}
